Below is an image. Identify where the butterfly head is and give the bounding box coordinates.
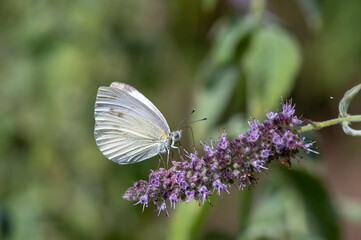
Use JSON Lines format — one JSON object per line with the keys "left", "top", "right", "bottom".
{"left": 170, "top": 130, "right": 182, "bottom": 146}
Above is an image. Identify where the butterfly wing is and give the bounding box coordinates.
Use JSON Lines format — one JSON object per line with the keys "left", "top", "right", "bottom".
{"left": 94, "top": 111, "right": 167, "bottom": 164}
{"left": 95, "top": 82, "right": 170, "bottom": 134}
{"left": 94, "top": 82, "right": 170, "bottom": 164}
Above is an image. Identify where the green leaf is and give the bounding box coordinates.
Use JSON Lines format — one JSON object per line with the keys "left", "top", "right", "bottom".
{"left": 243, "top": 24, "right": 302, "bottom": 116}
{"left": 211, "top": 17, "right": 256, "bottom": 65}
{"left": 338, "top": 83, "right": 361, "bottom": 136}
{"left": 237, "top": 168, "right": 339, "bottom": 240}
{"left": 282, "top": 169, "right": 340, "bottom": 240}
{"left": 295, "top": 0, "right": 322, "bottom": 32}
{"left": 169, "top": 201, "right": 210, "bottom": 240}
{"left": 195, "top": 65, "right": 240, "bottom": 136}
{"left": 237, "top": 173, "right": 319, "bottom": 240}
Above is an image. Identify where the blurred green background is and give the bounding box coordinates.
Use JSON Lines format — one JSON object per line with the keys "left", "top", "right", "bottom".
{"left": 1, "top": 0, "right": 361, "bottom": 239}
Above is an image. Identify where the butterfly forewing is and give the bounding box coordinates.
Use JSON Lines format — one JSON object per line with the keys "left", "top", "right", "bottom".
{"left": 95, "top": 82, "right": 170, "bottom": 134}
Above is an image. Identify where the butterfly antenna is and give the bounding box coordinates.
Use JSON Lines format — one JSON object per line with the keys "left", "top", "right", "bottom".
{"left": 185, "top": 117, "right": 207, "bottom": 127}
{"left": 177, "top": 109, "right": 196, "bottom": 130}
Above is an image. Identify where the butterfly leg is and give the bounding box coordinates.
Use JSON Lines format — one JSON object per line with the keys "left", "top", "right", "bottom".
{"left": 185, "top": 125, "right": 196, "bottom": 150}
{"left": 158, "top": 153, "right": 166, "bottom": 169}
{"left": 171, "top": 142, "right": 185, "bottom": 161}
{"left": 166, "top": 149, "right": 170, "bottom": 168}
{"left": 177, "top": 141, "right": 185, "bottom": 161}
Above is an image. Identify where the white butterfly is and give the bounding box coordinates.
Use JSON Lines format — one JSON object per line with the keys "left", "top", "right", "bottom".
{"left": 94, "top": 82, "right": 182, "bottom": 164}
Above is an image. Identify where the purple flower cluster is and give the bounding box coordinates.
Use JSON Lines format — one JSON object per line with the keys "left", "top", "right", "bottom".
{"left": 123, "top": 102, "right": 315, "bottom": 216}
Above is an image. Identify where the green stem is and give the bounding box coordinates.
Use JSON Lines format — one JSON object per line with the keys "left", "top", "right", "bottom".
{"left": 250, "top": 0, "right": 266, "bottom": 23}
{"left": 239, "top": 190, "right": 253, "bottom": 235}
{"left": 296, "top": 115, "right": 361, "bottom": 133}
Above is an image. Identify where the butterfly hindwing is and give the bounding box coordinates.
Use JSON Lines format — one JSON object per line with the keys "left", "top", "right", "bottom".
{"left": 94, "top": 111, "right": 167, "bottom": 164}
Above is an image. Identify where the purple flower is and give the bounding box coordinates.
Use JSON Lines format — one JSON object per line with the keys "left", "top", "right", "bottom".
{"left": 266, "top": 111, "right": 278, "bottom": 120}
{"left": 282, "top": 102, "right": 296, "bottom": 117}
{"left": 122, "top": 101, "right": 315, "bottom": 215}
{"left": 217, "top": 133, "right": 228, "bottom": 150}
{"left": 260, "top": 149, "right": 270, "bottom": 159}
{"left": 149, "top": 171, "right": 161, "bottom": 187}
{"left": 134, "top": 194, "right": 148, "bottom": 212}
{"left": 211, "top": 162, "right": 219, "bottom": 171}
{"left": 199, "top": 186, "right": 210, "bottom": 203}
{"left": 179, "top": 180, "right": 188, "bottom": 190}
{"left": 169, "top": 190, "right": 180, "bottom": 210}
{"left": 185, "top": 190, "right": 195, "bottom": 203}
{"left": 190, "top": 173, "right": 199, "bottom": 182}
{"left": 212, "top": 179, "right": 229, "bottom": 196}
{"left": 247, "top": 130, "right": 260, "bottom": 142}
{"left": 272, "top": 134, "right": 283, "bottom": 145}
{"left": 189, "top": 151, "right": 202, "bottom": 170}
{"left": 157, "top": 201, "right": 168, "bottom": 217}
{"left": 238, "top": 175, "right": 251, "bottom": 190}
{"left": 203, "top": 142, "right": 216, "bottom": 157}
{"left": 250, "top": 160, "right": 267, "bottom": 172}
{"left": 292, "top": 116, "right": 302, "bottom": 125}
{"left": 175, "top": 171, "right": 185, "bottom": 183}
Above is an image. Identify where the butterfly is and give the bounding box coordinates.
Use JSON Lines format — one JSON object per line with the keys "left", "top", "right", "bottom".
{"left": 94, "top": 82, "right": 182, "bottom": 164}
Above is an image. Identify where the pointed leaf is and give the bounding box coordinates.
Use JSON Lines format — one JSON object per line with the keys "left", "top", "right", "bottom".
{"left": 237, "top": 175, "right": 317, "bottom": 240}
{"left": 243, "top": 24, "right": 301, "bottom": 116}
{"left": 282, "top": 169, "right": 340, "bottom": 240}
{"left": 211, "top": 17, "right": 256, "bottom": 65}
{"left": 195, "top": 65, "right": 240, "bottom": 135}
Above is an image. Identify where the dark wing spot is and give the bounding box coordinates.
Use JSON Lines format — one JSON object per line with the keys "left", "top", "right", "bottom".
{"left": 121, "top": 84, "right": 134, "bottom": 93}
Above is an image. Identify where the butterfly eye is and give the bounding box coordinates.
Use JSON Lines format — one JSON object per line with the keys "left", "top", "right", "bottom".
{"left": 172, "top": 131, "right": 181, "bottom": 142}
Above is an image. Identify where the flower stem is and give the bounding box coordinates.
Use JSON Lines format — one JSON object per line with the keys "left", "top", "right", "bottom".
{"left": 296, "top": 115, "right": 361, "bottom": 133}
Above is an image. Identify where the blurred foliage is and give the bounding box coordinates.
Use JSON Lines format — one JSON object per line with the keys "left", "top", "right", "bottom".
{"left": 1, "top": 0, "right": 361, "bottom": 239}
